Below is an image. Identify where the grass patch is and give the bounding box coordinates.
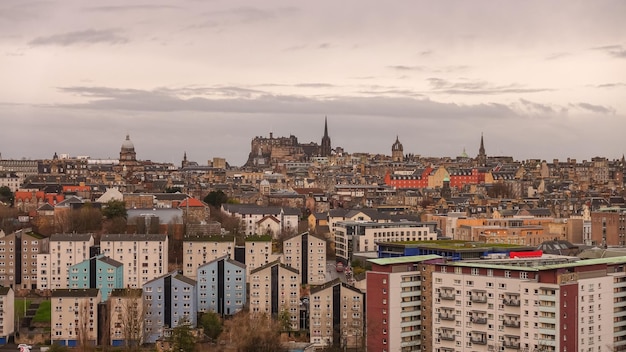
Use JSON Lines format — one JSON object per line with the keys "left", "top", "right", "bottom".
{"left": 33, "top": 300, "right": 52, "bottom": 323}
{"left": 15, "top": 299, "right": 31, "bottom": 317}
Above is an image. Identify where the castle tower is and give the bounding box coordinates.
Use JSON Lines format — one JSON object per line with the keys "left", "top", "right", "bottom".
{"left": 476, "top": 133, "right": 487, "bottom": 167}
{"left": 320, "top": 117, "right": 332, "bottom": 157}
{"left": 181, "top": 151, "right": 188, "bottom": 168}
{"left": 391, "top": 136, "right": 404, "bottom": 162}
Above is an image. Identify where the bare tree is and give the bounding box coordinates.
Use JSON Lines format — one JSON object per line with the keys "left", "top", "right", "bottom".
{"left": 120, "top": 288, "right": 144, "bottom": 351}
{"left": 75, "top": 300, "right": 93, "bottom": 352}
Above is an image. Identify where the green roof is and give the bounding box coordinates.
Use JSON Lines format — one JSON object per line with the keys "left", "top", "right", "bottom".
{"left": 368, "top": 254, "right": 442, "bottom": 266}
{"left": 383, "top": 240, "right": 533, "bottom": 251}
{"left": 245, "top": 234, "right": 272, "bottom": 242}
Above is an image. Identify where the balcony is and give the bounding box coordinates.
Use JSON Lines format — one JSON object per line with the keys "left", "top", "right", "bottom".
{"left": 470, "top": 337, "right": 487, "bottom": 345}
{"left": 439, "top": 333, "right": 455, "bottom": 341}
{"left": 471, "top": 316, "right": 487, "bottom": 324}
{"left": 503, "top": 320, "right": 520, "bottom": 328}
{"left": 439, "top": 313, "right": 455, "bottom": 321}
{"left": 439, "top": 292, "right": 456, "bottom": 300}
{"left": 503, "top": 298, "right": 520, "bottom": 306}
{"left": 504, "top": 341, "right": 521, "bottom": 350}
{"left": 471, "top": 295, "right": 487, "bottom": 303}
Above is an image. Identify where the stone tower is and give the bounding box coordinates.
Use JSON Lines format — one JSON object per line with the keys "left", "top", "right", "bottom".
{"left": 391, "top": 136, "right": 404, "bottom": 162}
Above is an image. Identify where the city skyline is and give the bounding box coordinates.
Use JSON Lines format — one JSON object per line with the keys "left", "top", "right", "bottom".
{"left": 1, "top": 0, "right": 625, "bottom": 166}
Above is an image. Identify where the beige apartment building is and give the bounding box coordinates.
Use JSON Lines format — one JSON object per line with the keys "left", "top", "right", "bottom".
{"left": 37, "top": 233, "right": 94, "bottom": 290}
{"left": 309, "top": 279, "right": 365, "bottom": 349}
{"left": 182, "top": 235, "right": 235, "bottom": 278}
{"left": 283, "top": 232, "right": 326, "bottom": 285}
{"left": 0, "top": 229, "right": 45, "bottom": 290}
{"left": 249, "top": 260, "right": 301, "bottom": 330}
{"left": 244, "top": 236, "right": 281, "bottom": 282}
{"left": 108, "top": 288, "right": 144, "bottom": 347}
{"left": 51, "top": 288, "right": 101, "bottom": 347}
{"left": 100, "top": 233, "right": 168, "bottom": 288}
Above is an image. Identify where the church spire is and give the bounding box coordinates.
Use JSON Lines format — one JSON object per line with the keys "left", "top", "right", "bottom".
{"left": 476, "top": 133, "right": 487, "bottom": 167}
{"left": 321, "top": 116, "right": 331, "bottom": 157}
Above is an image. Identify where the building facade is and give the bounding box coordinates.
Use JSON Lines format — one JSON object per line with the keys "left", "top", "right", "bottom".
{"left": 196, "top": 256, "right": 246, "bottom": 316}
{"left": 182, "top": 235, "right": 235, "bottom": 279}
{"left": 249, "top": 260, "right": 301, "bottom": 330}
{"left": 51, "top": 288, "right": 101, "bottom": 347}
{"left": 0, "top": 229, "right": 44, "bottom": 290}
{"left": 0, "top": 287, "right": 14, "bottom": 345}
{"left": 37, "top": 233, "right": 94, "bottom": 290}
{"left": 68, "top": 255, "right": 123, "bottom": 301}
{"left": 100, "top": 233, "right": 168, "bottom": 288}
{"left": 309, "top": 279, "right": 364, "bottom": 349}
{"left": 283, "top": 232, "right": 327, "bottom": 285}
{"left": 143, "top": 272, "right": 197, "bottom": 343}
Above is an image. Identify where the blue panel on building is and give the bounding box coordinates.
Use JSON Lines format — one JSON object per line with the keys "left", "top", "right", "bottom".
{"left": 112, "top": 340, "right": 124, "bottom": 347}
{"left": 67, "top": 340, "right": 77, "bottom": 347}
{"left": 0, "top": 337, "right": 6, "bottom": 345}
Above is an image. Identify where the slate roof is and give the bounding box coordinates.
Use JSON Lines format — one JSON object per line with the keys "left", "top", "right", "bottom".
{"left": 223, "top": 204, "right": 301, "bottom": 216}
{"left": 250, "top": 259, "right": 300, "bottom": 275}
{"left": 309, "top": 278, "right": 363, "bottom": 295}
{"left": 51, "top": 288, "right": 99, "bottom": 298}
{"left": 50, "top": 233, "right": 93, "bottom": 242}
{"left": 0, "top": 286, "right": 11, "bottom": 295}
{"left": 101, "top": 233, "right": 167, "bottom": 242}
{"left": 97, "top": 256, "right": 123, "bottom": 268}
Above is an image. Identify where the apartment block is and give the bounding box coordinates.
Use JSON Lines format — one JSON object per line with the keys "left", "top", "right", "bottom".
{"left": 309, "top": 279, "right": 364, "bottom": 349}
{"left": 51, "top": 288, "right": 101, "bottom": 347}
{"left": 366, "top": 255, "right": 442, "bottom": 352}
{"left": 0, "top": 286, "right": 14, "bottom": 345}
{"left": 0, "top": 229, "right": 45, "bottom": 289}
{"left": 68, "top": 255, "right": 123, "bottom": 301}
{"left": 196, "top": 256, "right": 246, "bottom": 316}
{"left": 283, "top": 232, "right": 326, "bottom": 285}
{"left": 143, "top": 271, "right": 197, "bottom": 343}
{"left": 108, "top": 288, "right": 144, "bottom": 348}
{"left": 244, "top": 235, "right": 281, "bottom": 281}
{"left": 182, "top": 235, "right": 235, "bottom": 278}
{"left": 100, "top": 233, "right": 168, "bottom": 288}
{"left": 427, "top": 258, "right": 622, "bottom": 352}
{"left": 249, "top": 260, "right": 301, "bottom": 330}
{"left": 37, "top": 233, "right": 94, "bottom": 290}
{"left": 334, "top": 221, "right": 437, "bottom": 264}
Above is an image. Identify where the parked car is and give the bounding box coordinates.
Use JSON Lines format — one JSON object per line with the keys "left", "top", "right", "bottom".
{"left": 18, "top": 344, "right": 32, "bottom": 351}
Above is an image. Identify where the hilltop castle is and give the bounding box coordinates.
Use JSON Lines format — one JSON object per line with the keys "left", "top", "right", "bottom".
{"left": 244, "top": 118, "right": 333, "bottom": 167}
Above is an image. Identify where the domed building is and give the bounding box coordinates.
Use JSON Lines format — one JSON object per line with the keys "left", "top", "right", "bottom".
{"left": 118, "top": 134, "right": 143, "bottom": 173}
{"left": 391, "top": 136, "right": 404, "bottom": 162}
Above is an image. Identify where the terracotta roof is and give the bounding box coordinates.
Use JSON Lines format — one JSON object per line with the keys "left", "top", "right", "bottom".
{"left": 179, "top": 197, "right": 206, "bottom": 208}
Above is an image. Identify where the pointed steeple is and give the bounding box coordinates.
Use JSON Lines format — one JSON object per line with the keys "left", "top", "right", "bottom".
{"left": 476, "top": 133, "right": 487, "bottom": 167}
{"left": 479, "top": 133, "right": 485, "bottom": 155}
{"left": 321, "top": 116, "right": 332, "bottom": 157}
{"left": 324, "top": 116, "right": 329, "bottom": 138}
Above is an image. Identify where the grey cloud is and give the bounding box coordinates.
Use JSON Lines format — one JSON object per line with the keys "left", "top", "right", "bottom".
{"left": 84, "top": 5, "right": 179, "bottom": 12}
{"left": 388, "top": 65, "right": 425, "bottom": 71}
{"left": 29, "top": 29, "right": 128, "bottom": 46}
{"left": 294, "top": 83, "right": 335, "bottom": 88}
{"left": 573, "top": 102, "right": 616, "bottom": 114}
{"left": 427, "top": 77, "right": 552, "bottom": 95}
{"left": 592, "top": 45, "right": 626, "bottom": 58}
{"left": 318, "top": 43, "right": 331, "bottom": 49}
{"left": 596, "top": 82, "right": 626, "bottom": 88}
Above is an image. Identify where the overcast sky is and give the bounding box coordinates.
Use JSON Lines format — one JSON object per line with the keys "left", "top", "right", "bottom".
{"left": 1, "top": 0, "right": 625, "bottom": 166}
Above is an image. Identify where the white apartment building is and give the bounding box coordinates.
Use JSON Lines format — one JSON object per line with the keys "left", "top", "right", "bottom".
{"left": 0, "top": 286, "right": 14, "bottom": 344}
{"left": 37, "top": 233, "right": 94, "bottom": 290}
{"left": 182, "top": 235, "right": 235, "bottom": 278}
{"left": 100, "top": 233, "right": 168, "bottom": 288}
{"left": 51, "top": 288, "right": 101, "bottom": 347}
{"left": 249, "top": 260, "right": 301, "bottom": 330}
{"left": 334, "top": 221, "right": 437, "bottom": 264}
{"left": 109, "top": 288, "right": 144, "bottom": 348}
{"left": 283, "top": 232, "right": 326, "bottom": 285}
{"left": 428, "top": 258, "right": 617, "bottom": 352}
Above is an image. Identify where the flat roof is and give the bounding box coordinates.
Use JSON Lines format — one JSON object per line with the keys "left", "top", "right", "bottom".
{"left": 448, "top": 255, "right": 626, "bottom": 271}
{"left": 368, "top": 254, "right": 442, "bottom": 266}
